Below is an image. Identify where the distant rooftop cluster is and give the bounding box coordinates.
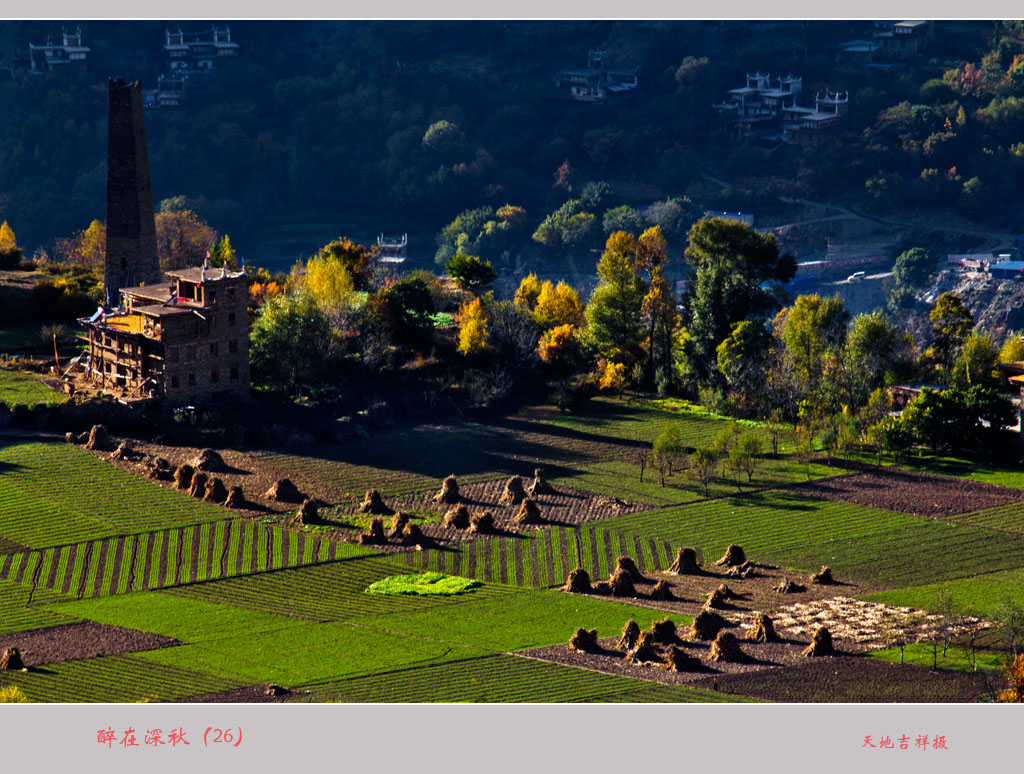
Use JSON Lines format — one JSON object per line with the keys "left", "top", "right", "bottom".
{"left": 26, "top": 27, "right": 89, "bottom": 74}
{"left": 713, "top": 72, "right": 848, "bottom": 147}
{"left": 554, "top": 50, "right": 639, "bottom": 103}
{"left": 144, "top": 26, "right": 240, "bottom": 109}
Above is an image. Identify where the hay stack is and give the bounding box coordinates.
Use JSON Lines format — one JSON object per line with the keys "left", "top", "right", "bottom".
{"left": 811, "top": 565, "right": 835, "bottom": 585}
{"left": 0, "top": 647, "right": 24, "bottom": 671}
{"left": 264, "top": 478, "right": 303, "bottom": 503}
{"left": 204, "top": 477, "right": 228, "bottom": 504}
{"left": 616, "top": 620, "right": 641, "bottom": 652}
{"left": 668, "top": 546, "right": 700, "bottom": 574}
{"left": 663, "top": 645, "right": 703, "bottom": 672}
{"left": 357, "top": 517, "right": 387, "bottom": 545}
{"left": 803, "top": 627, "right": 834, "bottom": 657}
{"left": 148, "top": 457, "right": 173, "bottom": 481}
{"left": 192, "top": 448, "right": 226, "bottom": 472}
{"left": 745, "top": 613, "right": 781, "bottom": 643}
{"left": 358, "top": 489, "right": 393, "bottom": 515}
{"left": 264, "top": 684, "right": 290, "bottom": 697}
{"left": 443, "top": 505, "right": 471, "bottom": 529}
{"left": 726, "top": 562, "right": 753, "bottom": 578}
{"left": 714, "top": 544, "right": 746, "bottom": 567}
{"left": 173, "top": 464, "right": 194, "bottom": 490}
{"left": 65, "top": 431, "right": 77, "bottom": 444}
{"left": 111, "top": 440, "right": 138, "bottom": 460}
{"left": 294, "top": 498, "right": 319, "bottom": 526}
{"left": 614, "top": 556, "right": 648, "bottom": 584}
{"left": 498, "top": 476, "right": 527, "bottom": 505}
{"left": 526, "top": 468, "right": 556, "bottom": 496}
{"left": 649, "top": 618, "right": 679, "bottom": 646}
{"left": 513, "top": 498, "right": 542, "bottom": 525}
{"left": 704, "top": 586, "right": 730, "bottom": 610}
{"left": 625, "top": 631, "right": 662, "bottom": 664}
{"left": 84, "top": 424, "right": 111, "bottom": 451}
{"left": 650, "top": 580, "right": 674, "bottom": 600}
{"left": 596, "top": 496, "right": 628, "bottom": 510}
{"left": 608, "top": 568, "right": 636, "bottom": 598}
{"left": 225, "top": 486, "right": 245, "bottom": 508}
{"left": 188, "top": 471, "right": 209, "bottom": 498}
{"left": 774, "top": 577, "right": 806, "bottom": 594}
{"left": 433, "top": 475, "right": 460, "bottom": 504}
{"left": 563, "top": 568, "right": 592, "bottom": 594}
{"left": 716, "top": 583, "right": 739, "bottom": 599}
{"left": 689, "top": 610, "right": 728, "bottom": 641}
{"left": 568, "top": 627, "right": 600, "bottom": 653}
{"left": 400, "top": 523, "right": 428, "bottom": 548}
{"left": 591, "top": 581, "right": 612, "bottom": 595}
{"left": 707, "top": 631, "right": 747, "bottom": 663}
{"left": 387, "top": 512, "right": 410, "bottom": 541}
{"left": 468, "top": 510, "right": 495, "bottom": 534}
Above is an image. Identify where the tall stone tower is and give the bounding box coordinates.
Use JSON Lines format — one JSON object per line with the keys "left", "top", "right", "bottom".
{"left": 105, "top": 78, "right": 160, "bottom": 306}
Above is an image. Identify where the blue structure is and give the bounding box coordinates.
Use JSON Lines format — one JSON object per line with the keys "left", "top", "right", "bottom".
{"left": 990, "top": 260, "right": 1024, "bottom": 280}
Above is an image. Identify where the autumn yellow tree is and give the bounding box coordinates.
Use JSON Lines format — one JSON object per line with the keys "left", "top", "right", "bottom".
{"left": 457, "top": 297, "right": 490, "bottom": 355}
{"left": 0, "top": 220, "right": 21, "bottom": 268}
{"left": 998, "top": 654, "right": 1024, "bottom": 702}
{"left": 53, "top": 220, "right": 106, "bottom": 269}
{"left": 513, "top": 274, "right": 543, "bottom": 312}
{"left": 0, "top": 221, "right": 16, "bottom": 252}
{"left": 537, "top": 323, "right": 580, "bottom": 367}
{"left": 301, "top": 252, "right": 357, "bottom": 325}
{"left": 637, "top": 226, "right": 680, "bottom": 388}
{"left": 532, "top": 281, "right": 584, "bottom": 330}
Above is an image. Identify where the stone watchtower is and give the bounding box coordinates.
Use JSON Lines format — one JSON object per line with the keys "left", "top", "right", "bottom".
{"left": 105, "top": 78, "right": 160, "bottom": 306}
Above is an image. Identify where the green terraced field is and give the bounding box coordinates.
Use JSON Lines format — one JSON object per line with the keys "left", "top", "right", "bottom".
{"left": 161, "top": 556, "right": 515, "bottom": 621}
{"left": 348, "top": 589, "right": 679, "bottom": 652}
{"left": 598, "top": 491, "right": 1024, "bottom": 587}
{"left": 0, "top": 654, "right": 244, "bottom": 703}
{"left": 0, "top": 441, "right": 229, "bottom": 547}
{"left": 0, "top": 519, "right": 370, "bottom": 598}
{"left": 134, "top": 621, "right": 485, "bottom": 685}
{"left": 301, "top": 653, "right": 751, "bottom": 703}
{"left": 951, "top": 502, "right": 1024, "bottom": 534}
{"left": 0, "top": 369, "right": 65, "bottom": 407}
{"left": 0, "top": 578, "right": 78, "bottom": 634}
{"left": 393, "top": 525, "right": 675, "bottom": 588}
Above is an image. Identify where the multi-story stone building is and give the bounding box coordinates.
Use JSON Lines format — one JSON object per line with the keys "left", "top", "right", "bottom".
{"left": 81, "top": 264, "right": 250, "bottom": 406}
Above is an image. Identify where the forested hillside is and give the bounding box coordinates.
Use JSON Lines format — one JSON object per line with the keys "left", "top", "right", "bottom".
{"left": 0, "top": 20, "right": 1016, "bottom": 268}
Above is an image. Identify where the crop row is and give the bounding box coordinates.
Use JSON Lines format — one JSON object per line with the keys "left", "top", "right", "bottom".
{"left": 393, "top": 525, "right": 675, "bottom": 588}
{"left": 0, "top": 520, "right": 369, "bottom": 599}
{"left": 303, "top": 653, "right": 746, "bottom": 703}
{"left": 0, "top": 654, "right": 243, "bottom": 703}
{"left": 162, "top": 555, "right": 512, "bottom": 621}
{"left": 0, "top": 578, "right": 77, "bottom": 635}
{"left": 0, "top": 441, "right": 228, "bottom": 548}
{"left": 951, "top": 501, "right": 1024, "bottom": 535}
{"left": 599, "top": 491, "right": 1024, "bottom": 587}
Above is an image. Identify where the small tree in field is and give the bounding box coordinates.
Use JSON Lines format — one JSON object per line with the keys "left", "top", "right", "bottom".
{"left": 653, "top": 423, "right": 685, "bottom": 477}
{"left": 735, "top": 431, "right": 763, "bottom": 482}
{"left": 687, "top": 447, "right": 718, "bottom": 497}
{"left": 633, "top": 447, "right": 650, "bottom": 483}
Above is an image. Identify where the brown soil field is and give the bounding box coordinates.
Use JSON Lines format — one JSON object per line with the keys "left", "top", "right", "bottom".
{"left": 690, "top": 658, "right": 992, "bottom": 703}
{"left": 0, "top": 622, "right": 178, "bottom": 667}
{"left": 787, "top": 467, "right": 1024, "bottom": 518}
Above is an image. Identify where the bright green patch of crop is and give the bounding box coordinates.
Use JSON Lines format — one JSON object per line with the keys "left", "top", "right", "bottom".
{"left": 366, "top": 572, "right": 481, "bottom": 596}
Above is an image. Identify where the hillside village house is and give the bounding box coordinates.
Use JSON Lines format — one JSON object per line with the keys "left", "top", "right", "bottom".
{"left": 80, "top": 264, "right": 250, "bottom": 407}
